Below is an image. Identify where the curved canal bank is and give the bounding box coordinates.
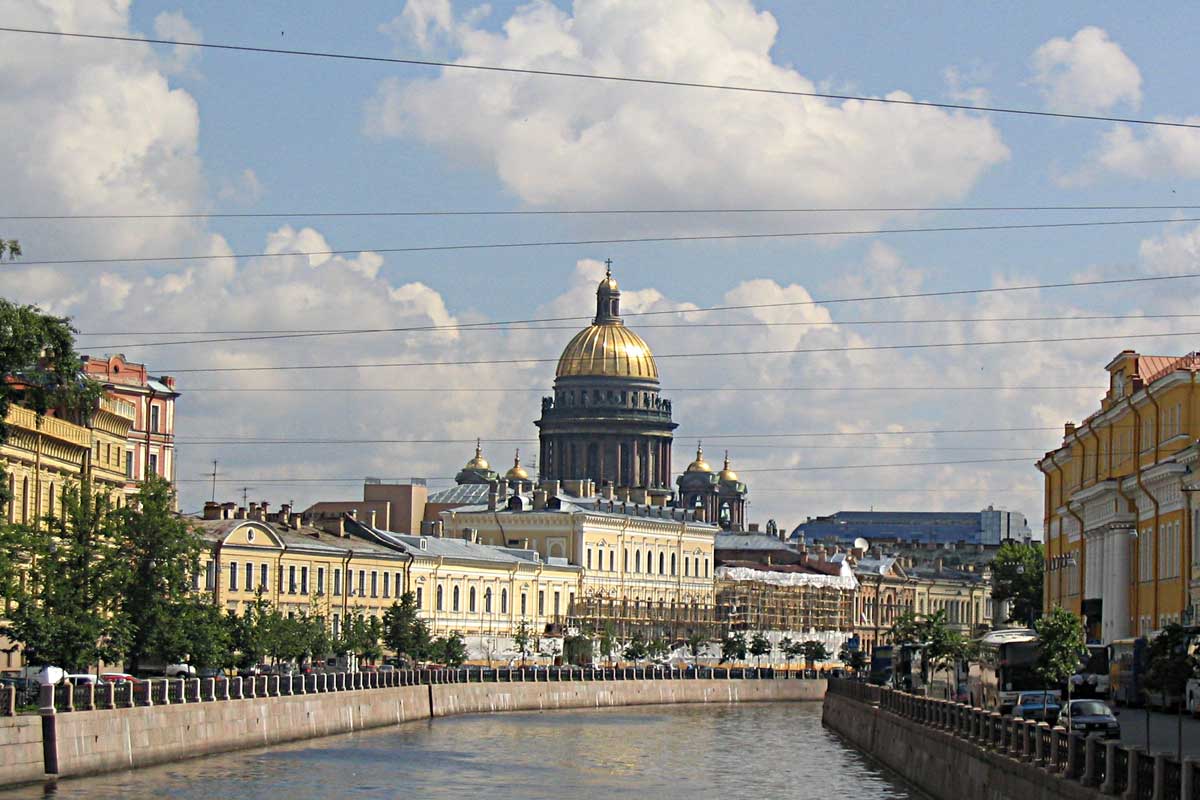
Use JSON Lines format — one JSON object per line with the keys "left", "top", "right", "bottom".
{"left": 3, "top": 676, "right": 824, "bottom": 789}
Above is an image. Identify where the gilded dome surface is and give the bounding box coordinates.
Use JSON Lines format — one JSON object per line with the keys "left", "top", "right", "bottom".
{"left": 464, "top": 440, "right": 490, "bottom": 470}
{"left": 685, "top": 444, "right": 712, "bottom": 473}
{"left": 718, "top": 452, "right": 739, "bottom": 483}
{"left": 555, "top": 323, "right": 659, "bottom": 380}
{"left": 505, "top": 450, "right": 530, "bottom": 481}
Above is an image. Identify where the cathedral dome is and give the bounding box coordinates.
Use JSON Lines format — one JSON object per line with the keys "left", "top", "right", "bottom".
{"left": 556, "top": 323, "right": 659, "bottom": 380}
{"left": 505, "top": 450, "right": 530, "bottom": 482}
{"left": 464, "top": 440, "right": 490, "bottom": 471}
{"left": 555, "top": 263, "right": 658, "bottom": 380}
{"left": 718, "top": 451, "right": 739, "bottom": 483}
{"left": 685, "top": 444, "right": 712, "bottom": 473}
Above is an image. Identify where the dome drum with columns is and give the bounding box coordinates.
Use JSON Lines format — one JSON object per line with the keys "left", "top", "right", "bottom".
{"left": 676, "top": 445, "right": 748, "bottom": 531}
{"left": 535, "top": 265, "right": 677, "bottom": 493}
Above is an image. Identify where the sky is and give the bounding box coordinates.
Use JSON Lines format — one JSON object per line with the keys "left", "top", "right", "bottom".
{"left": 3, "top": 0, "right": 1200, "bottom": 534}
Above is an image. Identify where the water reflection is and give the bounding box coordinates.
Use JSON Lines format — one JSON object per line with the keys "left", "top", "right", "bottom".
{"left": 4, "top": 703, "right": 912, "bottom": 799}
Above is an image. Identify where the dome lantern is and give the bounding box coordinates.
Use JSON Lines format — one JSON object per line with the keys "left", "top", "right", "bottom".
{"left": 686, "top": 443, "right": 712, "bottom": 473}
{"left": 505, "top": 449, "right": 530, "bottom": 482}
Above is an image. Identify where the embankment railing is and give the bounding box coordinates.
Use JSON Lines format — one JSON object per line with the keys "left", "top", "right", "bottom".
{"left": 828, "top": 678, "right": 1196, "bottom": 800}
{"left": 6, "top": 665, "right": 820, "bottom": 716}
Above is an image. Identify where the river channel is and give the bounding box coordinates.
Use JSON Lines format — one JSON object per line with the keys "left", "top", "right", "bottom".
{"left": 2, "top": 702, "right": 914, "bottom": 799}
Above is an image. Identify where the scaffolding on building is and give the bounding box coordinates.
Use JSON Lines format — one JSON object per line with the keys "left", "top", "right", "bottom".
{"left": 714, "top": 577, "right": 853, "bottom": 633}
{"left": 564, "top": 597, "right": 722, "bottom": 642}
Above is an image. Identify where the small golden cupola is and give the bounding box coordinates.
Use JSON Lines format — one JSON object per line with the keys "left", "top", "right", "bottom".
{"left": 505, "top": 449, "right": 530, "bottom": 482}
{"left": 718, "top": 451, "right": 739, "bottom": 483}
{"left": 455, "top": 438, "right": 500, "bottom": 485}
{"left": 686, "top": 443, "right": 713, "bottom": 473}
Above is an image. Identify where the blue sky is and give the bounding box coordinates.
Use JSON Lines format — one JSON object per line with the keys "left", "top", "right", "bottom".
{"left": 4, "top": 1, "right": 1200, "bottom": 530}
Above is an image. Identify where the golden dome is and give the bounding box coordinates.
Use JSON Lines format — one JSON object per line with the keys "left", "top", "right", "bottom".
{"left": 465, "top": 439, "right": 490, "bottom": 470}
{"left": 718, "top": 451, "right": 739, "bottom": 482}
{"left": 555, "top": 323, "right": 658, "bottom": 379}
{"left": 686, "top": 444, "right": 712, "bottom": 473}
{"left": 505, "top": 450, "right": 530, "bottom": 482}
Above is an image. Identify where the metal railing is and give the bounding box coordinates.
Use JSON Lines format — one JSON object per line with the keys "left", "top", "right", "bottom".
{"left": 10, "top": 665, "right": 819, "bottom": 716}
{"left": 827, "top": 679, "right": 1192, "bottom": 800}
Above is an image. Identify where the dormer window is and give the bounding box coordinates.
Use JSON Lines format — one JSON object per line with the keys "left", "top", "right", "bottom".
{"left": 1113, "top": 371, "right": 1125, "bottom": 396}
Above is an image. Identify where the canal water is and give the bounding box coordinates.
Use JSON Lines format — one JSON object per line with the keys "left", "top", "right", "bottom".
{"left": 5, "top": 702, "right": 914, "bottom": 799}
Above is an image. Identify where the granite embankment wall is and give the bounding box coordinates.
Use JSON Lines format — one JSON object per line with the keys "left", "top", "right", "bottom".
{"left": 823, "top": 692, "right": 1102, "bottom": 800}
{"left": 19, "top": 678, "right": 822, "bottom": 786}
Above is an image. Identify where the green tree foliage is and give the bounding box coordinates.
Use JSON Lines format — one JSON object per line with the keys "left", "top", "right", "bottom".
{"left": 382, "top": 592, "right": 431, "bottom": 662}
{"left": 838, "top": 642, "right": 869, "bottom": 674}
{"left": 686, "top": 631, "right": 707, "bottom": 664}
{"left": 336, "top": 612, "right": 382, "bottom": 662}
{"left": 0, "top": 297, "right": 101, "bottom": 506}
{"left": 169, "top": 598, "right": 232, "bottom": 670}
{"left": 887, "top": 611, "right": 924, "bottom": 645}
{"left": 513, "top": 619, "right": 533, "bottom": 666}
{"left": 430, "top": 632, "right": 468, "bottom": 667}
{"left": 0, "top": 481, "right": 130, "bottom": 670}
{"left": 720, "top": 631, "right": 747, "bottom": 665}
{"left": 749, "top": 631, "right": 772, "bottom": 666}
{"left": 563, "top": 633, "right": 592, "bottom": 666}
{"left": 1033, "top": 606, "right": 1085, "bottom": 702}
{"left": 991, "top": 541, "right": 1045, "bottom": 625}
{"left": 116, "top": 476, "right": 204, "bottom": 673}
{"left": 622, "top": 631, "right": 648, "bottom": 662}
{"left": 647, "top": 637, "right": 669, "bottom": 663}
{"left": 1145, "top": 623, "right": 1197, "bottom": 698}
{"left": 228, "top": 590, "right": 272, "bottom": 669}
{"left": 799, "top": 640, "right": 831, "bottom": 670}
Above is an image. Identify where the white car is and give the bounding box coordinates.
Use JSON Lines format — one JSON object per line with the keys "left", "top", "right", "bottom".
{"left": 64, "top": 674, "right": 98, "bottom": 685}
{"left": 164, "top": 663, "right": 196, "bottom": 678}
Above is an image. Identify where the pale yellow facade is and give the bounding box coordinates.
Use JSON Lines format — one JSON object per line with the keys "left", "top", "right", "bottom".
{"left": 1039, "top": 351, "right": 1200, "bottom": 643}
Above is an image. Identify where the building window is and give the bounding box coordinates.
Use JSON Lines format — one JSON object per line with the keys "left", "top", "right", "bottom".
{"left": 538, "top": 590, "right": 545, "bottom": 615}
{"left": 587, "top": 548, "right": 593, "bottom": 570}
{"left": 684, "top": 557, "right": 690, "bottom": 577}
{"left": 205, "top": 561, "right": 216, "bottom": 591}
{"left": 150, "top": 405, "right": 160, "bottom": 433}
{"left": 658, "top": 552, "right": 665, "bottom": 575}
{"left": 301, "top": 566, "right": 309, "bottom": 594}
{"left": 228, "top": 562, "right": 239, "bottom": 591}
{"left": 245, "top": 562, "right": 253, "bottom": 591}
{"left": 436, "top": 585, "right": 444, "bottom": 611}
{"left": 704, "top": 557, "right": 710, "bottom": 578}
{"left": 416, "top": 587, "right": 423, "bottom": 608}
{"left": 260, "top": 564, "right": 268, "bottom": 590}
{"left": 383, "top": 572, "right": 390, "bottom": 598}
{"left": 395, "top": 572, "right": 402, "bottom": 596}
{"left": 553, "top": 591, "right": 561, "bottom": 617}
{"left": 289, "top": 566, "right": 297, "bottom": 594}
{"left": 332, "top": 613, "right": 340, "bottom": 638}
{"left": 452, "top": 586, "right": 460, "bottom": 612}
{"left": 332, "top": 568, "right": 342, "bottom": 596}
{"left": 371, "top": 571, "right": 378, "bottom": 598}
{"left": 608, "top": 551, "right": 614, "bottom": 571}
{"left": 521, "top": 593, "right": 528, "bottom": 616}
{"left": 125, "top": 454, "right": 134, "bottom": 479}
{"left": 635, "top": 551, "right": 641, "bottom": 573}
{"left": 501, "top": 589, "right": 508, "bottom": 614}
{"left": 191, "top": 565, "right": 200, "bottom": 591}
{"left": 148, "top": 453, "right": 159, "bottom": 476}
{"left": 469, "top": 587, "right": 477, "bottom": 613}
{"left": 485, "top": 588, "right": 493, "bottom": 613}
{"left": 358, "top": 570, "right": 365, "bottom": 597}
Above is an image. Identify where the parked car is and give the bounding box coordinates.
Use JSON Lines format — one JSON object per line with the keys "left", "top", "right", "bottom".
{"left": 99, "top": 673, "right": 139, "bottom": 684}
{"left": 64, "top": 674, "right": 99, "bottom": 685}
{"left": 1056, "top": 699, "right": 1120, "bottom": 738}
{"left": 1015, "top": 691, "right": 1061, "bottom": 722}
{"left": 197, "top": 668, "right": 227, "bottom": 680}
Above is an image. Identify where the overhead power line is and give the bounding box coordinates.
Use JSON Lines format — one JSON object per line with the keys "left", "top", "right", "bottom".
{"left": 76, "top": 312, "right": 1200, "bottom": 350}
{"left": 158, "top": 328, "right": 1200, "bottom": 374}
{"left": 14, "top": 216, "right": 1200, "bottom": 268}
{"left": 172, "top": 384, "right": 1104, "bottom": 394}
{"left": 11, "top": 204, "right": 1200, "bottom": 221}
{"left": 4, "top": 27, "right": 1198, "bottom": 131}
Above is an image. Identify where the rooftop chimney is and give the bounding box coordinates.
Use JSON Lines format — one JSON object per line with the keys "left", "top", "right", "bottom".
{"left": 533, "top": 489, "right": 547, "bottom": 510}
{"left": 487, "top": 487, "right": 498, "bottom": 511}
{"left": 221, "top": 501, "right": 236, "bottom": 520}
{"left": 235, "top": 506, "right": 247, "bottom": 520}
{"left": 1064, "top": 422, "right": 1076, "bottom": 437}
{"left": 248, "top": 502, "right": 259, "bottom": 520}
{"left": 203, "top": 501, "right": 221, "bottom": 520}
{"left": 600, "top": 481, "right": 614, "bottom": 500}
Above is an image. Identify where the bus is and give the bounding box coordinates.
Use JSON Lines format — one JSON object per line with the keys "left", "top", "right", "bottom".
{"left": 969, "top": 628, "right": 1051, "bottom": 714}
{"left": 868, "top": 645, "right": 894, "bottom": 686}
{"left": 892, "top": 642, "right": 925, "bottom": 693}
{"left": 1108, "top": 637, "right": 1147, "bottom": 707}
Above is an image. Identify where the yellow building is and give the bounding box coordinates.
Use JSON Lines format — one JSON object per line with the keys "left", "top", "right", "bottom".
{"left": 193, "top": 503, "right": 409, "bottom": 641}
{"left": 441, "top": 478, "right": 718, "bottom": 631}
{"left": 2, "top": 399, "right": 133, "bottom": 526}
{"left": 1038, "top": 350, "right": 1200, "bottom": 643}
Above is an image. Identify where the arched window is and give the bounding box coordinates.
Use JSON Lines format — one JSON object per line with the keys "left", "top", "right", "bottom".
{"left": 485, "top": 588, "right": 493, "bottom": 613}
{"left": 646, "top": 549, "right": 653, "bottom": 574}
{"left": 658, "top": 552, "right": 665, "bottom": 575}
{"left": 608, "top": 550, "right": 614, "bottom": 571}
{"left": 469, "top": 587, "right": 476, "bottom": 613}
{"left": 452, "top": 586, "right": 461, "bottom": 612}
{"left": 671, "top": 553, "right": 677, "bottom": 576}
{"left": 436, "top": 585, "right": 444, "bottom": 611}
{"left": 684, "top": 557, "right": 690, "bottom": 577}
{"left": 21, "top": 477, "right": 28, "bottom": 524}
{"left": 48, "top": 483, "right": 55, "bottom": 518}
{"left": 501, "top": 588, "right": 508, "bottom": 614}
{"left": 634, "top": 551, "right": 641, "bottom": 573}
{"left": 704, "top": 557, "right": 709, "bottom": 577}
{"left": 624, "top": 549, "right": 629, "bottom": 572}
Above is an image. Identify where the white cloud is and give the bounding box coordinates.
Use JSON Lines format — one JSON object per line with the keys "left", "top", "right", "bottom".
{"left": 218, "top": 168, "right": 265, "bottom": 205}
{"left": 365, "top": 0, "right": 1008, "bottom": 222}
{"left": 943, "top": 64, "right": 991, "bottom": 107}
{"left": 153, "top": 10, "right": 203, "bottom": 75}
{"left": 379, "top": 0, "right": 454, "bottom": 53}
{"left": 1031, "top": 26, "right": 1141, "bottom": 114}
{"left": 1083, "top": 119, "right": 1200, "bottom": 180}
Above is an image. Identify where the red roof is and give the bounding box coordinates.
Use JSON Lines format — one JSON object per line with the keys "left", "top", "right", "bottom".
{"left": 1140, "top": 352, "right": 1200, "bottom": 385}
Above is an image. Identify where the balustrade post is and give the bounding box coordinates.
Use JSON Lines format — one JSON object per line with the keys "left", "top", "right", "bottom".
{"left": 1152, "top": 753, "right": 1168, "bottom": 800}
{"left": 1024, "top": 720, "right": 1039, "bottom": 761}
{"left": 1034, "top": 722, "right": 1048, "bottom": 764}
{"left": 1182, "top": 757, "right": 1197, "bottom": 800}
{"left": 270, "top": 675, "right": 280, "bottom": 697}
{"left": 1, "top": 686, "right": 13, "bottom": 716}
{"left": 1081, "top": 734, "right": 1099, "bottom": 786}
{"left": 98, "top": 683, "right": 114, "bottom": 710}
{"left": 1126, "top": 747, "right": 1144, "bottom": 798}
{"left": 1100, "top": 741, "right": 1120, "bottom": 794}
{"left": 1064, "top": 731, "right": 1085, "bottom": 780}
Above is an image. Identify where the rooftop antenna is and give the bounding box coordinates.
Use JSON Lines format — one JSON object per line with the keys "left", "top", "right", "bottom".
{"left": 240, "top": 486, "right": 255, "bottom": 508}
{"left": 209, "top": 460, "right": 218, "bottom": 503}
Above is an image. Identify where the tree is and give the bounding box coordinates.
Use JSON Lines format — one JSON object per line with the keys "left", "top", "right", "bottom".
{"left": 171, "top": 598, "right": 232, "bottom": 669}
{"left": 780, "top": 636, "right": 795, "bottom": 671}
{"left": 382, "top": 592, "right": 431, "bottom": 662}
{"left": 513, "top": 619, "right": 533, "bottom": 666}
{"left": 991, "top": 541, "right": 1045, "bottom": 626}
{"left": 647, "top": 637, "right": 669, "bottom": 663}
{"left": 784, "top": 638, "right": 806, "bottom": 670}
{"left": 0, "top": 297, "right": 101, "bottom": 507}
{"left": 623, "top": 631, "right": 648, "bottom": 663}
{"left": 430, "top": 632, "right": 467, "bottom": 668}
{"left": 685, "top": 631, "right": 706, "bottom": 665}
{"left": 887, "top": 611, "right": 924, "bottom": 645}
{"left": 597, "top": 622, "right": 618, "bottom": 666}
{"left": 1033, "top": 606, "right": 1085, "bottom": 720}
{"left": 563, "top": 633, "right": 592, "bottom": 667}
{"left": 1145, "top": 623, "right": 1197, "bottom": 762}
{"left": 799, "top": 640, "right": 831, "bottom": 672}
{"left": 0, "top": 239, "right": 19, "bottom": 260}
{"left": 838, "top": 642, "right": 869, "bottom": 675}
{"left": 228, "top": 590, "right": 272, "bottom": 669}
{"left": 920, "top": 610, "right": 968, "bottom": 694}
{"left": 749, "top": 631, "right": 772, "bottom": 667}
{"left": 0, "top": 481, "right": 130, "bottom": 671}
{"left": 115, "top": 476, "right": 204, "bottom": 673}
{"left": 720, "top": 631, "right": 747, "bottom": 666}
